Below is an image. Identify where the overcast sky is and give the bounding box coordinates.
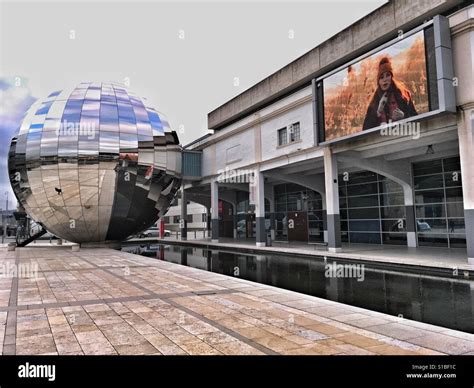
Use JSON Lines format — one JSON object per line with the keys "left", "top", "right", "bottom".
{"left": 0, "top": 0, "right": 386, "bottom": 209}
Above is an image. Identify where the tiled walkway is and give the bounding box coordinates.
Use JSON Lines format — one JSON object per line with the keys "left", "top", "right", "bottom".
{"left": 1, "top": 246, "right": 473, "bottom": 355}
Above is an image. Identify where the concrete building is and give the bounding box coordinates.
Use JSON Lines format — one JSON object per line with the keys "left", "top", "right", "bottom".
{"left": 164, "top": 198, "right": 208, "bottom": 234}
{"left": 176, "top": 0, "right": 474, "bottom": 264}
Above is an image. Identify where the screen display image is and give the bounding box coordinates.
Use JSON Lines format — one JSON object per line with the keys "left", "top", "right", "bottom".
{"left": 322, "top": 30, "right": 430, "bottom": 141}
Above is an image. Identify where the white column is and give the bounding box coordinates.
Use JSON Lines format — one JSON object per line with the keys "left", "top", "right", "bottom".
{"left": 324, "top": 148, "right": 341, "bottom": 252}
{"left": 210, "top": 180, "right": 219, "bottom": 243}
{"left": 458, "top": 108, "right": 474, "bottom": 264}
{"left": 180, "top": 187, "right": 187, "bottom": 241}
{"left": 252, "top": 170, "right": 266, "bottom": 247}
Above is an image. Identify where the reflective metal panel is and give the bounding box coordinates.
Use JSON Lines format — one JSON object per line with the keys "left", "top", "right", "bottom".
{"left": 8, "top": 82, "right": 182, "bottom": 243}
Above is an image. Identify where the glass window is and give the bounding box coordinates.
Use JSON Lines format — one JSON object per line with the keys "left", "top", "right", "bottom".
{"left": 444, "top": 172, "right": 462, "bottom": 187}
{"left": 349, "top": 220, "right": 380, "bottom": 232}
{"left": 348, "top": 207, "right": 380, "bottom": 219}
{"left": 380, "top": 206, "right": 405, "bottom": 219}
{"left": 338, "top": 185, "right": 347, "bottom": 197}
{"left": 339, "top": 196, "right": 348, "bottom": 208}
{"left": 348, "top": 195, "right": 379, "bottom": 208}
{"left": 416, "top": 218, "right": 446, "bottom": 233}
{"left": 379, "top": 192, "right": 404, "bottom": 206}
{"left": 447, "top": 218, "right": 465, "bottom": 234}
{"left": 413, "top": 159, "right": 442, "bottom": 176}
{"left": 349, "top": 232, "right": 381, "bottom": 244}
{"left": 442, "top": 157, "right": 461, "bottom": 172}
{"left": 416, "top": 204, "right": 445, "bottom": 218}
{"left": 308, "top": 210, "right": 323, "bottom": 221}
{"left": 278, "top": 128, "right": 287, "bottom": 146}
{"left": 382, "top": 219, "right": 406, "bottom": 232}
{"left": 445, "top": 187, "right": 463, "bottom": 202}
{"left": 289, "top": 122, "right": 300, "bottom": 142}
{"left": 414, "top": 174, "right": 444, "bottom": 190}
{"left": 274, "top": 184, "right": 286, "bottom": 195}
{"left": 415, "top": 189, "right": 445, "bottom": 204}
{"left": 274, "top": 212, "right": 288, "bottom": 241}
{"left": 379, "top": 180, "right": 403, "bottom": 193}
{"left": 413, "top": 157, "right": 466, "bottom": 247}
{"left": 448, "top": 234, "right": 466, "bottom": 248}
{"left": 346, "top": 182, "right": 379, "bottom": 196}
{"left": 446, "top": 202, "right": 464, "bottom": 218}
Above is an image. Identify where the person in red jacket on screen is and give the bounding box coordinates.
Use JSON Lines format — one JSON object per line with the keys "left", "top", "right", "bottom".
{"left": 362, "top": 56, "right": 418, "bottom": 130}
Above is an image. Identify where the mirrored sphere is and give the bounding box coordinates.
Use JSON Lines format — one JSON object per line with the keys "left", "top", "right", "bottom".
{"left": 8, "top": 82, "right": 182, "bottom": 243}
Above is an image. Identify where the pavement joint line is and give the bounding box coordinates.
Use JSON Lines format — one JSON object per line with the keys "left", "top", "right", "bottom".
{"left": 2, "top": 248, "right": 20, "bottom": 355}
{"left": 0, "top": 289, "right": 240, "bottom": 312}
{"left": 163, "top": 297, "right": 278, "bottom": 355}
{"left": 75, "top": 254, "right": 157, "bottom": 296}
{"left": 68, "top": 252, "right": 278, "bottom": 355}
{"left": 35, "top": 264, "right": 152, "bottom": 273}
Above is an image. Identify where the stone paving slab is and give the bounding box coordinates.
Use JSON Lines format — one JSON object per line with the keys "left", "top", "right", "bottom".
{"left": 0, "top": 246, "right": 473, "bottom": 355}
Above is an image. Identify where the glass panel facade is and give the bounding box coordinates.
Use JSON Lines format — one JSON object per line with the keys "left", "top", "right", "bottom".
{"left": 339, "top": 171, "right": 406, "bottom": 245}
{"left": 413, "top": 157, "right": 465, "bottom": 248}
{"left": 273, "top": 183, "right": 323, "bottom": 243}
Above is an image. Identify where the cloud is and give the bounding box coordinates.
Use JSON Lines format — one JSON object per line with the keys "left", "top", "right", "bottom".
{"left": 0, "top": 77, "right": 37, "bottom": 209}
{"left": 0, "top": 77, "right": 36, "bottom": 134}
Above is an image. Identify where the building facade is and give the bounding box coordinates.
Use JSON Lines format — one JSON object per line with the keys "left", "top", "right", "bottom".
{"left": 177, "top": 0, "right": 474, "bottom": 264}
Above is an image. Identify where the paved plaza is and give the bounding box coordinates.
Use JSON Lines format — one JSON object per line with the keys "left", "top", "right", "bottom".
{"left": 1, "top": 246, "right": 473, "bottom": 355}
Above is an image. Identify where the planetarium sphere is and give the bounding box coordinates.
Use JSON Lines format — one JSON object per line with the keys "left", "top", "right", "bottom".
{"left": 8, "top": 82, "right": 182, "bottom": 243}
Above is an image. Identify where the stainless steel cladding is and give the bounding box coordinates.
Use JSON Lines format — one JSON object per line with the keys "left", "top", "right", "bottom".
{"left": 8, "top": 82, "right": 182, "bottom": 243}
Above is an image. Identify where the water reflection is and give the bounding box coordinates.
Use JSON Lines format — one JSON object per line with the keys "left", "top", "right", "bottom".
{"left": 123, "top": 243, "right": 474, "bottom": 333}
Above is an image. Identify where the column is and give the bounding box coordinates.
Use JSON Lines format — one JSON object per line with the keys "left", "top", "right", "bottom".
{"left": 269, "top": 199, "right": 275, "bottom": 241}
{"left": 324, "top": 148, "right": 341, "bottom": 252}
{"left": 206, "top": 207, "right": 211, "bottom": 238}
{"left": 266, "top": 186, "right": 275, "bottom": 241}
{"left": 232, "top": 204, "right": 237, "bottom": 239}
{"left": 180, "top": 187, "right": 187, "bottom": 241}
{"left": 322, "top": 208, "right": 328, "bottom": 243}
{"left": 404, "top": 186, "right": 417, "bottom": 248}
{"left": 253, "top": 170, "right": 266, "bottom": 247}
{"left": 458, "top": 108, "right": 474, "bottom": 264}
{"left": 210, "top": 180, "right": 219, "bottom": 243}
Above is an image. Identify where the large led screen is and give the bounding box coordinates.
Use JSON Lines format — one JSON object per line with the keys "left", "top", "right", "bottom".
{"left": 319, "top": 29, "right": 434, "bottom": 142}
